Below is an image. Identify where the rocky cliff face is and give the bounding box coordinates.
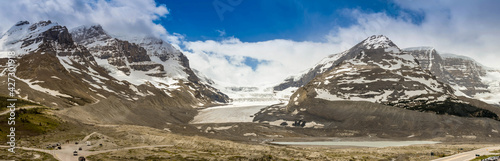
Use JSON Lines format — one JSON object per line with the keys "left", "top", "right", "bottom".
{"left": 402, "top": 47, "right": 449, "bottom": 83}
{"left": 119, "top": 35, "right": 202, "bottom": 83}
{"left": 71, "top": 25, "right": 165, "bottom": 76}
{"left": 70, "top": 25, "right": 229, "bottom": 104}
{"left": 403, "top": 47, "right": 500, "bottom": 105}
{"left": 404, "top": 47, "right": 488, "bottom": 96}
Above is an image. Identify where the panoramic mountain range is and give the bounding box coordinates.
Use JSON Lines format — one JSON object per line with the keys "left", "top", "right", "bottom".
{"left": 1, "top": 20, "right": 500, "bottom": 132}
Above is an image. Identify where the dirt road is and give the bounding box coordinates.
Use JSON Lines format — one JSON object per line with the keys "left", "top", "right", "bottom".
{"left": 1, "top": 132, "right": 173, "bottom": 161}
{"left": 50, "top": 143, "right": 173, "bottom": 161}
{"left": 0, "top": 106, "right": 42, "bottom": 116}
{"left": 432, "top": 146, "right": 500, "bottom": 161}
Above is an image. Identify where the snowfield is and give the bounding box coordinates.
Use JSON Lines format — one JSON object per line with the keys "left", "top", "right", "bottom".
{"left": 474, "top": 71, "right": 500, "bottom": 105}
{"left": 190, "top": 102, "right": 274, "bottom": 124}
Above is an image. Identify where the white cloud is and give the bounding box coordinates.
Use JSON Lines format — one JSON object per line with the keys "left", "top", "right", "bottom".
{"left": 183, "top": 37, "right": 339, "bottom": 86}
{"left": 0, "top": 0, "right": 169, "bottom": 37}
{"left": 162, "top": 33, "right": 185, "bottom": 50}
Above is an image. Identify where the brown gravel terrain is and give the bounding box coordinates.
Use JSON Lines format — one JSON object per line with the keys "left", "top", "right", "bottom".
{"left": 1, "top": 108, "right": 498, "bottom": 161}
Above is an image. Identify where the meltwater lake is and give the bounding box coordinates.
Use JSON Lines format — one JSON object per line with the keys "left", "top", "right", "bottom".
{"left": 270, "top": 141, "right": 440, "bottom": 148}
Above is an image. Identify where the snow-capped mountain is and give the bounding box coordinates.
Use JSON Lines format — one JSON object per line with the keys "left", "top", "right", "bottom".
{"left": 404, "top": 47, "right": 500, "bottom": 105}
{"left": 274, "top": 36, "right": 401, "bottom": 92}
{"left": 274, "top": 36, "right": 500, "bottom": 106}
{"left": 270, "top": 35, "right": 498, "bottom": 121}
{"left": 290, "top": 35, "right": 459, "bottom": 109}
{"left": 253, "top": 35, "right": 500, "bottom": 138}
{"left": 0, "top": 20, "right": 111, "bottom": 107}
{"left": 0, "top": 20, "right": 71, "bottom": 55}
{"left": 69, "top": 24, "right": 229, "bottom": 104}
{"left": 0, "top": 20, "right": 229, "bottom": 125}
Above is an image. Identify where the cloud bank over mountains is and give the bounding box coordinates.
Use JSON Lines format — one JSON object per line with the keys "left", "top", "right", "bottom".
{"left": 0, "top": 0, "right": 169, "bottom": 37}
{"left": 181, "top": 0, "right": 500, "bottom": 86}
{"left": 1, "top": 0, "right": 499, "bottom": 86}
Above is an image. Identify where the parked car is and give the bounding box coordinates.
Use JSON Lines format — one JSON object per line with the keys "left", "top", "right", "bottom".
{"left": 73, "top": 151, "right": 78, "bottom": 156}
{"left": 78, "top": 147, "right": 82, "bottom": 151}
{"left": 78, "top": 156, "right": 86, "bottom": 161}
{"left": 476, "top": 154, "right": 480, "bottom": 157}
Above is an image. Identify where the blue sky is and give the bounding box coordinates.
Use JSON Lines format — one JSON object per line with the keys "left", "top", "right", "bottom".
{"left": 155, "top": 0, "right": 425, "bottom": 73}
{"left": 156, "top": 0, "right": 424, "bottom": 42}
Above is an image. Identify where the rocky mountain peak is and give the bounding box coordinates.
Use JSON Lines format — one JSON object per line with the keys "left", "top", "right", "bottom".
{"left": 359, "top": 35, "right": 398, "bottom": 50}
{"left": 273, "top": 35, "right": 402, "bottom": 91}
{"left": 28, "top": 20, "right": 55, "bottom": 30}
{"left": 14, "top": 20, "right": 30, "bottom": 26}
{"left": 120, "top": 35, "right": 182, "bottom": 61}
{"left": 0, "top": 20, "right": 76, "bottom": 54}
{"left": 70, "top": 24, "right": 111, "bottom": 45}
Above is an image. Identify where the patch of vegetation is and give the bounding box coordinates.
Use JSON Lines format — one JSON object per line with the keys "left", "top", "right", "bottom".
{"left": 0, "top": 147, "right": 57, "bottom": 161}
{"left": 0, "top": 108, "right": 61, "bottom": 142}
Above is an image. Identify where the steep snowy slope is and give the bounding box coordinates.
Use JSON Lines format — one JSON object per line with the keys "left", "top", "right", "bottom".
{"left": 402, "top": 47, "right": 449, "bottom": 83}
{"left": 116, "top": 35, "right": 189, "bottom": 79}
{"left": 474, "top": 69, "right": 500, "bottom": 105}
{"left": 70, "top": 25, "right": 229, "bottom": 104}
{"left": 441, "top": 54, "right": 500, "bottom": 105}
{"left": 404, "top": 47, "right": 500, "bottom": 105}
{"left": 273, "top": 52, "right": 345, "bottom": 91}
{"left": 0, "top": 21, "right": 64, "bottom": 55}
